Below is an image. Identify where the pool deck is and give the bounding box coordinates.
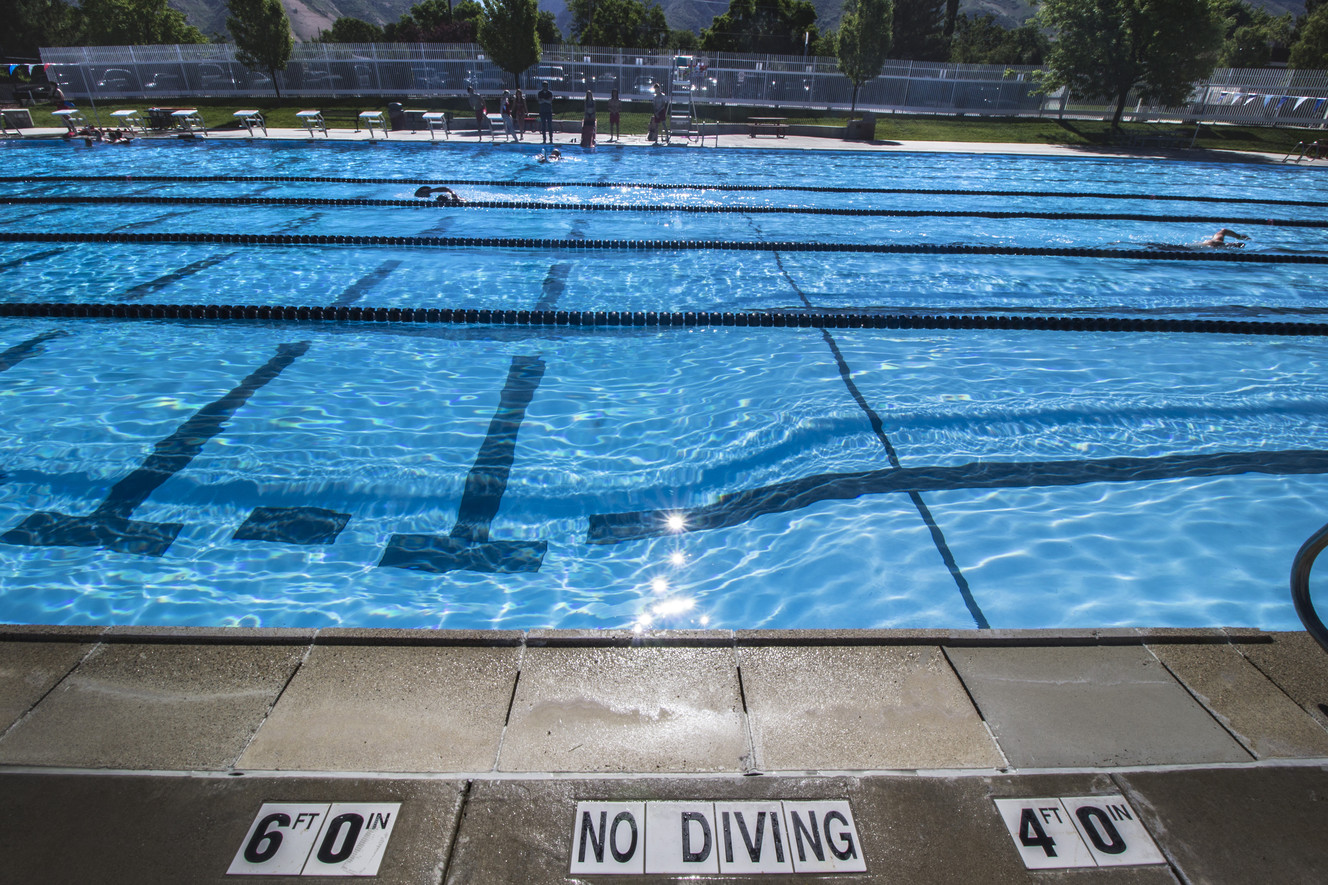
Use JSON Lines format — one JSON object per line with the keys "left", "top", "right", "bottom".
{"left": 4, "top": 124, "right": 1328, "bottom": 881}
{"left": 8, "top": 120, "right": 1318, "bottom": 166}
{"left": 2, "top": 625, "right": 1327, "bottom": 881}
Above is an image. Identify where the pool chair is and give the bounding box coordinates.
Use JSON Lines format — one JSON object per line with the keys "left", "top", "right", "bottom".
{"left": 359, "top": 110, "right": 388, "bottom": 138}
{"left": 484, "top": 113, "right": 509, "bottom": 142}
{"left": 52, "top": 108, "right": 86, "bottom": 132}
{"left": 109, "top": 109, "right": 147, "bottom": 135}
{"left": 297, "top": 110, "right": 328, "bottom": 137}
{"left": 423, "top": 111, "right": 449, "bottom": 142}
{"left": 232, "top": 110, "right": 267, "bottom": 137}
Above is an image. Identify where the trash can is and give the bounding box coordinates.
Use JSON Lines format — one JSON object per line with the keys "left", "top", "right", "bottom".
{"left": 147, "top": 108, "right": 175, "bottom": 130}
{"left": 845, "top": 112, "right": 877, "bottom": 142}
{"left": 388, "top": 102, "right": 404, "bottom": 131}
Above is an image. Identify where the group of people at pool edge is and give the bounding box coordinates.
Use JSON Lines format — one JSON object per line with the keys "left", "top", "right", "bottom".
{"left": 464, "top": 80, "right": 668, "bottom": 150}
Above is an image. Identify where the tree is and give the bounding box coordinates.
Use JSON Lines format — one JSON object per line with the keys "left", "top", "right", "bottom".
{"left": 1290, "top": 2, "right": 1328, "bottom": 68}
{"left": 837, "top": 0, "right": 892, "bottom": 115}
{"left": 1213, "top": 0, "right": 1292, "bottom": 67}
{"left": 568, "top": 0, "right": 670, "bottom": 49}
{"left": 385, "top": 0, "right": 478, "bottom": 42}
{"left": 317, "top": 17, "right": 385, "bottom": 43}
{"left": 701, "top": 0, "right": 819, "bottom": 55}
{"left": 536, "top": 9, "right": 562, "bottom": 43}
{"left": 891, "top": 0, "right": 947, "bottom": 60}
{"left": 227, "top": 0, "right": 292, "bottom": 99}
{"left": 73, "top": 0, "right": 206, "bottom": 45}
{"left": 1037, "top": 0, "right": 1224, "bottom": 129}
{"left": 1, "top": 0, "right": 80, "bottom": 61}
{"left": 948, "top": 14, "right": 1048, "bottom": 65}
{"left": 478, "top": 0, "right": 541, "bottom": 88}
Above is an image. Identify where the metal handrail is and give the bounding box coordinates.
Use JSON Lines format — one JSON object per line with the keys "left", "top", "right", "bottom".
{"left": 1291, "top": 522, "right": 1328, "bottom": 654}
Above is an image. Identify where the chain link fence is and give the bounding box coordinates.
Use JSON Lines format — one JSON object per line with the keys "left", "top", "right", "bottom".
{"left": 37, "top": 43, "right": 1328, "bottom": 128}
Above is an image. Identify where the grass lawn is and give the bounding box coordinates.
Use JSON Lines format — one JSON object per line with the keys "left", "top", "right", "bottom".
{"left": 15, "top": 96, "right": 1321, "bottom": 157}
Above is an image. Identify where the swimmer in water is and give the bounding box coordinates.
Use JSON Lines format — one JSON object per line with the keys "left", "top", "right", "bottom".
{"left": 1201, "top": 228, "right": 1248, "bottom": 247}
{"left": 413, "top": 185, "right": 463, "bottom": 204}
{"left": 535, "top": 147, "right": 562, "bottom": 163}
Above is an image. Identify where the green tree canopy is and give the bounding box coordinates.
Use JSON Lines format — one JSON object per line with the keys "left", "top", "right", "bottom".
{"left": 568, "top": 0, "right": 670, "bottom": 49}
{"left": 700, "top": 0, "right": 819, "bottom": 55}
{"left": 385, "top": 0, "right": 479, "bottom": 42}
{"left": 948, "top": 14, "right": 1048, "bottom": 65}
{"left": 227, "top": 0, "right": 292, "bottom": 98}
{"left": 536, "top": 9, "right": 562, "bottom": 43}
{"left": 1290, "top": 1, "right": 1328, "bottom": 67}
{"left": 891, "top": 0, "right": 946, "bottom": 60}
{"left": 1037, "top": 0, "right": 1224, "bottom": 129}
{"left": 75, "top": 0, "right": 206, "bottom": 45}
{"left": 1, "top": 0, "right": 80, "bottom": 61}
{"left": 317, "top": 16, "right": 385, "bottom": 43}
{"left": 478, "top": 0, "right": 541, "bottom": 88}
{"left": 837, "top": 0, "right": 892, "bottom": 114}
{"left": 1213, "top": 0, "right": 1292, "bottom": 67}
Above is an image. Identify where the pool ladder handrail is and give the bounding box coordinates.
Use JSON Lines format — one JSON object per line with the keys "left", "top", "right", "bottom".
{"left": 1282, "top": 141, "right": 1324, "bottom": 163}
{"left": 1291, "top": 521, "right": 1328, "bottom": 654}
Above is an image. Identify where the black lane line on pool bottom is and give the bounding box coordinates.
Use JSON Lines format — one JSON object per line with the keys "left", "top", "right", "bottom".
{"left": 765, "top": 241, "right": 989, "bottom": 630}
{"left": 534, "top": 262, "right": 571, "bottom": 311}
{"left": 379, "top": 355, "right": 548, "bottom": 574}
{"left": 118, "top": 252, "right": 235, "bottom": 301}
{"left": 9, "top": 196, "right": 1328, "bottom": 229}
{"left": 0, "top": 341, "right": 310, "bottom": 557}
{"left": 0, "top": 248, "right": 67, "bottom": 274}
{"left": 332, "top": 259, "right": 403, "bottom": 307}
{"left": 586, "top": 448, "right": 1328, "bottom": 544}
{"left": 6, "top": 176, "right": 1325, "bottom": 209}
{"left": 0, "top": 330, "right": 67, "bottom": 373}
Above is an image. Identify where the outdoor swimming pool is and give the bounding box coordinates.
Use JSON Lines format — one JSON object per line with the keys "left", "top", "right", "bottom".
{"left": 0, "top": 139, "right": 1325, "bottom": 631}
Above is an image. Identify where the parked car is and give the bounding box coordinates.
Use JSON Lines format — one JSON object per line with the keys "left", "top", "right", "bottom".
{"left": 95, "top": 68, "right": 136, "bottom": 91}
{"left": 144, "top": 72, "right": 182, "bottom": 92}
{"left": 198, "top": 64, "right": 238, "bottom": 91}
{"left": 13, "top": 82, "right": 57, "bottom": 104}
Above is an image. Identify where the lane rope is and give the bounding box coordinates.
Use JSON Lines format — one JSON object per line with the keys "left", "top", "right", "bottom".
{"left": 1, "top": 231, "right": 1323, "bottom": 264}
{"left": 2, "top": 301, "right": 1324, "bottom": 337}
{"left": 3, "top": 195, "right": 1325, "bottom": 227}
{"left": 3, "top": 175, "right": 1326, "bottom": 208}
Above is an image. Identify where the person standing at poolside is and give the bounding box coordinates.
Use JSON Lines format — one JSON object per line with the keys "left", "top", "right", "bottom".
{"left": 580, "top": 88, "right": 596, "bottom": 149}
{"left": 500, "top": 90, "right": 515, "bottom": 141}
{"left": 513, "top": 88, "right": 528, "bottom": 141}
{"left": 467, "top": 85, "right": 486, "bottom": 138}
{"left": 648, "top": 82, "right": 666, "bottom": 143}
{"left": 537, "top": 81, "right": 554, "bottom": 144}
{"left": 607, "top": 88, "right": 621, "bottom": 142}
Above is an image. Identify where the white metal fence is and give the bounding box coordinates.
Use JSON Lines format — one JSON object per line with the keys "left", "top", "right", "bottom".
{"left": 38, "top": 43, "right": 1328, "bottom": 127}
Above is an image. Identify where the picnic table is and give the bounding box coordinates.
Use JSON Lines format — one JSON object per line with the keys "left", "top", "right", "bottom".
{"left": 748, "top": 117, "right": 787, "bottom": 138}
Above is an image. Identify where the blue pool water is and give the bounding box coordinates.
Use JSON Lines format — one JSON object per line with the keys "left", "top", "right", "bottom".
{"left": 0, "top": 139, "right": 1325, "bottom": 630}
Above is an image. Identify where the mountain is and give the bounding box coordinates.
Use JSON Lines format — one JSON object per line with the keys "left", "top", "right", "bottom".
{"left": 167, "top": 0, "right": 1308, "bottom": 43}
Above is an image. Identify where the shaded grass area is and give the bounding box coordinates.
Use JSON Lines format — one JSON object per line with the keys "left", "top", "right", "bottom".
{"left": 14, "top": 97, "right": 1323, "bottom": 157}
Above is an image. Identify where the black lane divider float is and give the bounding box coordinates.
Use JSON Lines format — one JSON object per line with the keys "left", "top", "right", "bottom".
{"left": 4, "top": 175, "right": 1326, "bottom": 208}
{"left": 4, "top": 195, "right": 1325, "bottom": 228}
{"left": 3, "top": 231, "right": 1325, "bottom": 264}
{"left": 4, "top": 301, "right": 1327, "bottom": 337}
{"left": 586, "top": 449, "right": 1328, "bottom": 544}
{"left": 0, "top": 341, "right": 309, "bottom": 557}
{"left": 379, "top": 355, "right": 548, "bottom": 574}
{"left": 0, "top": 329, "right": 67, "bottom": 373}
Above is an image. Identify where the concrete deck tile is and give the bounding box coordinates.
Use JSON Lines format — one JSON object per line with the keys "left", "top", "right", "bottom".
{"left": 0, "top": 642, "right": 304, "bottom": 770}
{"left": 1235, "top": 631, "right": 1328, "bottom": 730}
{"left": 0, "top": 772, "right": 464, "bottom": 884}
{"left": 0, "top": 640, "right": 92, "bottom": 733}
{"left": 945, "top": 646, "right": 1250, "bottom": 768}
{"left": 445, "top": 774, "right": 1177, "bottom": 883}
{"left": 1119, "top": 765, "right": 1328, "bottom": 884}
{"left": 238, "top": 644, "right": 519, "bottom": 772}
{"left": 1147, "top": 641, "right": 1328, "bottom": 759}
{"left": 739, "top": 645, "right": 1004, "bottom": 771}
{"left": 498, "top": 646, "right": 749, "bottom": 772}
